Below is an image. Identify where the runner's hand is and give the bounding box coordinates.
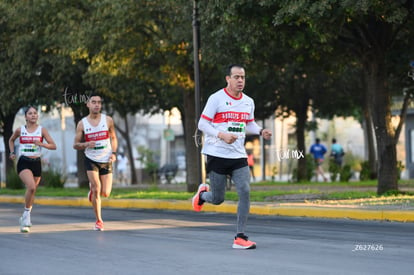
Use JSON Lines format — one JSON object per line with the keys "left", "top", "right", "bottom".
{"left": 218, "top": 132, "right": 238, "bottom": 144}
{"left": 86, "top": 141, "right": 96, "bottom": 148}
{"left": 261, "top": 129, "right": 272, "bottom": 140}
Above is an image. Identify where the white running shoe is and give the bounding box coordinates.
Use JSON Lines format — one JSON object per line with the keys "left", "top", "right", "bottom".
{"left": 22, "top": 212, "right": 32, "bottom": 227}
{"left": 19, "top": 217, "right": 30, "bottom": 233}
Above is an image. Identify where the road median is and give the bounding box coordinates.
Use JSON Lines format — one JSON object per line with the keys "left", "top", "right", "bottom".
{"left": 1, "top": 195, "right": 413, "bottom": 223}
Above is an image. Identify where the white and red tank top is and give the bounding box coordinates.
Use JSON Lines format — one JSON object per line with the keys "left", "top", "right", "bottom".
{"left": 82, "top": 114, "right": 112, "bottom": 163}
{"left": 200, "top": 88, "right": 255, "bottom": 158}
{"left": 19, "top": 125, "right": 43, "bottom": 157}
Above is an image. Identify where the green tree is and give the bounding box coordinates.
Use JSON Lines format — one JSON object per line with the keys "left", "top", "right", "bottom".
{"left": 74, "top": 0, "right": 197, "bottom": 187}
{"left": 272, "top": 0, "right": 414, "bottom": 193}
{"left": 40, "top": 0, "right": 94, "bottom": 188}
{"left": 198, "top": 1, "right": 361, "bottom": 181}
{"left": 0, "top": 0, "right": 98, "bottom": 187}
{"left": 0, "top": 0, "right": 60, "bottom": 182}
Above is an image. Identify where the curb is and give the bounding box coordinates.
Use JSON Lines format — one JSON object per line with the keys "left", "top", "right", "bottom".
{"left": 1, "top": 195, "right": 414, "bottom": 223}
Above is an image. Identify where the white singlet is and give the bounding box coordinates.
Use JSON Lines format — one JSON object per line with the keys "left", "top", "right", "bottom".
{"left": 19, "top": 125, "right": 43, "bottom": 157}
{"left": 82, "top": 114, "right": 112, "bottom": 163}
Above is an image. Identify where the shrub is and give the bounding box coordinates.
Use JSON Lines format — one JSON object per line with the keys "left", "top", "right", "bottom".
{"left": 359, "top": 161, "right": 371, "bottom": 181}
{"left": 340, "top": 164, "right": 353, "bottom": 182}
{"left": 397, "top": 161, "right": 404, "bottom": 180}
{"left": 329, "top": 159, "right": 352, "bottom": 182}
{"left": 137, "top": 146, "right": 159, "bottom": 184}
{"left": 6, "top": 169, "right": 24, "bottom": 189}
{"left": 41, "top": 170, "right": 65, "bottom": 188}
{"left": 292, "top": 154, "right": 316, "bottom": 182}
{"left": 306, "top": 154, "right": 315, "bottom": 181}
{"left": 328, "top": 159, "right": 341, "bottom": 181}
{"left": 270, "top": 166, "right": 278, "bottom": 181}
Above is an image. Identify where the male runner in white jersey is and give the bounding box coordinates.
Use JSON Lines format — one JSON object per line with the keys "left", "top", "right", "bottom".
{"left": 74, "top": 94, "right": 118, "bottom": 231}
{"left": 192, "top": 64, "right": 272, "bottom": 249}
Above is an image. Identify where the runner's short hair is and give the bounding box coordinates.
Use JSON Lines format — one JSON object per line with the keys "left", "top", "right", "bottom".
{"left": 227, "top": 64, "right": 245, "bottom": 76}
{"left": 88, "top": 92, "right": 104, "bottom": 102}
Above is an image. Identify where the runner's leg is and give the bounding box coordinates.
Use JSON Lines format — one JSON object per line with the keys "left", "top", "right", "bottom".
{"left": 87, "top": 170, "right": 102, "bottom": 222}
{"left": 19, "top": 170, "right": 41, "bottom": 209}
{"left": 100, "top": 173, "right": 113, "bottom": 198}
{"left": 201, "top": 171, "right": 226, "bottom": 205}
{"left": 231, "top": 166, "right": 251, "bottom": 233}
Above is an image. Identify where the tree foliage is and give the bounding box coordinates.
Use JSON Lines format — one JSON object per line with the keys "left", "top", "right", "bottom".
{"left": 271, "top": 0, "right": 414, "bottom": 193}
{"left": 1, "top": 0, "right": 414, "bottom": 192}
{"left": 0, "top": 0, "right": 63, "bottom": 177}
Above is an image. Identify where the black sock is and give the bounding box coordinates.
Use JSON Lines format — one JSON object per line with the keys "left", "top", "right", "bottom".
{"left": 236, "top": 233, "right": 247, "bottom": 240}
{"left": 198, "top": 191, "right": 206, "bottom": 205}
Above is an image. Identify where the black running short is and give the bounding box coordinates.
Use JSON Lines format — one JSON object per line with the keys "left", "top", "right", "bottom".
{"left": 17, "top": 156, "right": 42, "bottom": 177}
{"left": 206, "top": 155, "right": 247, "bottom": 175}
{"left": 85, "top": 157, "right": 112, "bottom": 175}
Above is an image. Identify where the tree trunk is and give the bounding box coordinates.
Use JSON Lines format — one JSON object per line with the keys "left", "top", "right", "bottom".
{"left": 295, "top": 98, "right": 309, "bottom": 181}
{"left": 73, "top": 108, "right": 89, "bottom": 188}
{"left": 123, "top": 116, "right": 138, "bottom": 184}
{"left": 115, "top": 115, "right": 138, "bottom": 184}
{"left": 3, "top": 113, "right": 17, "bottom": 186}
{"left": 362, "top": 106, "right": 377, "bottom": 179}
{"left": 182, "top": 89, "right": 200, "bottom": 192}
{"left": 365, "top": 61, "right": 398, "bottom": 194}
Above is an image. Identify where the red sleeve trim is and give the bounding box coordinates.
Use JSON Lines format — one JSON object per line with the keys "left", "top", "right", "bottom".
{"left": 200, "top": 114, "right": 213, "bottom": 122}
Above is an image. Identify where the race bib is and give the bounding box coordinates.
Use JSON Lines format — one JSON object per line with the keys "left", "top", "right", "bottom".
{"left": 227, "top": 122, "right": 246, "bottom": 137}
{"left": 92, "top": 140, "right": 109, "bottom": 150}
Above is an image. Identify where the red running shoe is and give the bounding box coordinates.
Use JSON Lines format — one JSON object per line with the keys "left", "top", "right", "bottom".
{"left": 232, "top": 234, "right": 256, "bottom": 249}
{"left": 94, "top": 220, "right": 104, "bottom": 231}
{"left": 191, "top": 183, "right": 209, "bottom": 212}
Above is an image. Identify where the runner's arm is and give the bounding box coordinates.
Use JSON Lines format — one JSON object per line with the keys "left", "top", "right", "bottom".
{"left": 107, "top": 116, "right": 118, "bottom": 162}
{"left": 73, "top": 121, "right": 89, "bottom": 150}
{"left": 39, "top": 127, "right": 57, "bottom": 150}
{"left": 8, "top": 128, "right": 21, "bottom": 159}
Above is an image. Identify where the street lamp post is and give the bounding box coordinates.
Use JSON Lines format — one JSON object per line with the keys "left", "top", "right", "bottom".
{"left": 193, "top": 0, "right": 202, "bottom": 184}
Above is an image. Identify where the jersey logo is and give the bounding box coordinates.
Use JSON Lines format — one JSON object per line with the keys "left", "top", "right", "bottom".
{"left": 213, "top": 111, "right": 250, "bottom": 123}
{"left": 85, "top": 130, "right": 109, "bottom": 141}
{"left": 20, "top": 136, "right": 43, "bottom": 144}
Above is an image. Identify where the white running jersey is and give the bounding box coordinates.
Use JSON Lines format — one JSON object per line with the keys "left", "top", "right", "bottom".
{"left": 200, "top": 88, "right": 255, "bottom": 158}
{"left": 82, "top": 114, "right": 112, "bottom": 163}
{"left": 19, "top": 125, "right": 43, "bottom": 157}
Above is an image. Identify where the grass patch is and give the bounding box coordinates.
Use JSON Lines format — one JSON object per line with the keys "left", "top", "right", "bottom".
{"left": 323, "top": 191, "right": 377, "bottom": 200}
{"left": 252, "top": 180, "right": 379, "bottom": 188}
{"left": 0, "top": 187, "right": 322, "bottom": 202}
{"left": 312, "top": 194, "right": 414, "bottom": 206}
{"left": 225, "top": 189, "right": 321, "bottom": 201}
{"left": 0, "top": 189, "right": 25, "bottom": 196}
{"left": 1, "top": 182, "right": 413, "bottom": 204}
{"left": 0, "top": 187, "right": 90, "bottom": 197}
{"left": 111, "top": 190, "right": 191, "bottom": 200}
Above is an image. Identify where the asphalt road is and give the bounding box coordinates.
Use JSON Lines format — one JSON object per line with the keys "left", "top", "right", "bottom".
{"left": 1, "top": 203, "right": 413, "bottom": 275}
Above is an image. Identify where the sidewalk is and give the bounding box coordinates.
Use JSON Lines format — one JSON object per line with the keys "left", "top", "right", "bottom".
{"left": 1, "top": 194, "right": 413, "bottom": 223}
